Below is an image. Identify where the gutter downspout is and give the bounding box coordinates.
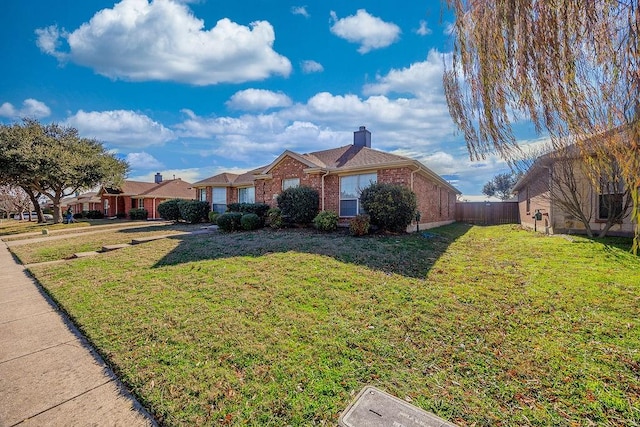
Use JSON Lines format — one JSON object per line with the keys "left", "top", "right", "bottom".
{"left": 321, "top": 170, "right": 330, "bottom": 211}
{"left": 152, "top": 198, "right": 157, "bottom": 220}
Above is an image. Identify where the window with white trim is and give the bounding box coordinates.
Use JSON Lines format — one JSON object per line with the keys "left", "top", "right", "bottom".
{"left": 198, "top": 188, "right": 207, "bottom": 202}
{"left": 212, "top": 187, "right": 227, "bottom": 214}
{"left": 340, "top": 173, "right": 377, "bottom": 217}
{"left": 282, "top": 178, "right": 300, "bottom": 190}
{"left": 238, "top": 187, "right": 255, "bottom": 204}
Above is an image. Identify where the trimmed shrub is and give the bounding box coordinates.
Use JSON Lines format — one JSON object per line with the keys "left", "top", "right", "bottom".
{"left": 73, "top": 212, "right": 84, "bottom": 219}
{"left": 86, "top": 210, "right": 104, "bottom": 219}
{"left": 349, "top": 214, "right": 370, "bottom": 236}
{"left": 241, "top": 213, "right": 262, "bottom": 230}
{"left": 313, "top": 210, "right": 339, "bottom": 232}
{"left": 179, "top": 200, "right": 210, "bottom": 224}
{"left": 227, "top": 203, "right": 270, "bottom": 217}
{"left": 267, "top": 207, "right": 284, "bottom": 229}
{"left": 116, "top": 212, "right": 126, "bottom": 219}
{"left": 129, "top": 208, "right": 148, "bottom": 220}
{"left": 158, "top": 199, "right": 182, "bottom": 221}
{"left": 276, "top": 186, "right": 319, "bottom": 224}
{"left": 216, "top": 212, "right": 243, "bottom": 232}
{"left": 208, "top": 211, "right": 220, "bottom": 224}
{"left": 360, "top": 183, "right": 417, "bottom": 233}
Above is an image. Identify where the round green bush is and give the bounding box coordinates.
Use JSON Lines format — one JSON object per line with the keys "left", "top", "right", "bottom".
{"left": 241, "top": 213, "right": 262, "bottom": 230}
{"left": 208, "top": 211, "right": 219, "bottom": 224}
{"left": 86, "top": 210, "right": 104, "bottom": 219}
{"left": 179, "top": 200, "right": 209, "bottom": 223}
{"left": 276, "top": 186, "right": 319, "bottom": 224}
{"left": 349, "top": 214, "right": 370, "bottom": 236}
{"left": 157, "top": 199, "right": 182, "bottom": 221}
{"left": 216, "top": 212, "right": 243, "bottom": 231}
{"left": 313, "top": 210, "right": 339, "bottom": 232}
{"left": 128, "top": 208, "right": 148, "bottom": 220}
{"left": 359, "top": 183, "right": 417, "bottom": 232}
{"left": 267, "top": 207, "right": 284, "bottom": 229}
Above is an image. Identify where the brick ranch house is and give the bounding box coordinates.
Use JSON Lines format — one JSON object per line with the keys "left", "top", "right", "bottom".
{"left": 60, "top": 191, "right": 102, "bottom": 214}
{"left": 98, "top": 174, "right": 193, "bottom": 220}
{"left": 193, "top": 127, "right": 461, "bottom": 231}
{"left": 512, "top": 130, "right": 635, "bottom": 236}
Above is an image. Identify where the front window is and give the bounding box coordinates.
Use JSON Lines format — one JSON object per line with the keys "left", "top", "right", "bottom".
{"left": 212, "top": 187, "right": 227, "bottom": 214}
{"left": 132, "top": 198, "right": 144, "bottom": 209}
{"left": 198, "top": 188, "right": 207, "bottom": 202}
{"left": 340, "top": 173, "right": 377, "bottom": 217}
{"left": 598, "top": 166, "right": 625, "bottom": 220}
{"left": 238, "top": 187, "right": 255, "bottom": 204}
{"left": 282, "top": 178, "right": 300, "bottom": 190}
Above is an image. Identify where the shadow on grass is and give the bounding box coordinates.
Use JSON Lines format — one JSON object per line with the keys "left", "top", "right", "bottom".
{"left": 152, "top": 222, "right": 472, "bottom": 279}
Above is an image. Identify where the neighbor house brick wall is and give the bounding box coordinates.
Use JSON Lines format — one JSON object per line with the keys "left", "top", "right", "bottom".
{"left": 517, "top": 169, "right": 552, "bottom": 232}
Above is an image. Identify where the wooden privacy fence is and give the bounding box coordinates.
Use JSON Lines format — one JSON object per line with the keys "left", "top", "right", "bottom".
{"left": 455, "top": 201, "right": 520, "bottom": 225}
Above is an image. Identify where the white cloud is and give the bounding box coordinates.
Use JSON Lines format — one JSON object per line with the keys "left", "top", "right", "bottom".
{"left": 125, "top": 152, "right": 164, "bottom": 170}
{"left": 301, "top": 60, "right": 324, "bottom": 74}
{"left": 226, "top": 89, "right": 292, "bottom": 111}
{"left": 329, "top": 9, "right": 401, "bottom": 54}
{"left": 415, "top": 20, "right": 432, "bottom": 36}
{"left": 36, "top": 0, "right": 292, "bottom": 85}
{"left": 363, "top": 49, "right": 450, "bottom": 99}
{"left": 291, "top": 6, "right": 309, "bottom": 18}
{"left": 0, "top": 99, "right": 51, "bottom": 119}
{"left": 65, "top": 110, "right": 175, "bottom": 148}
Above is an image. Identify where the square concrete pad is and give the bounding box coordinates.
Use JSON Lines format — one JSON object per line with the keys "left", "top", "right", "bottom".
{"left": 0, "top": 311, "right": 77, "bottom": 362}
{"left": 0, "top": 343, "right": 114, "bottom": 425}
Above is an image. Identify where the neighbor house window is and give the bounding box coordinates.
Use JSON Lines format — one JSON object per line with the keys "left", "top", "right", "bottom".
{"left": 526, "top": 186, "right": 531, "bottom": 213}
{"left": 282, "top": 178, "right": 300, "bottom": 190}
{"left": 598, "top": 172, "right": 625, "bottom": 220}
{"left": 82, "top": 202, "right": 89, "bottom": 211}
{"left": 340, "top": 173, "right": 377, "bottom": 217}
{"left": 212, "top": 187, "right": 227, "bottom": 214}
{"left": 238, "top": 187, "right": 255, "bottom": 204}
{"left": 133, "top": 198, "right": 144, "bottom": 209}
{"left": 198, "top": 188, "right": 207, "bottom": 202}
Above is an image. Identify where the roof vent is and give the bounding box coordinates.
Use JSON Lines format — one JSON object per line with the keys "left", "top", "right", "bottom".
{"left": 353, "top": 126, "right": 371, "bottom": 148}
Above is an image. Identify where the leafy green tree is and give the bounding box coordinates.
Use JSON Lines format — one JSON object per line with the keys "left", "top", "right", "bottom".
{"left": 482, "top": 173, "right": 519, "bottom": 200}
{"left": 0, "top": 119, "right": 128, "bottom": 223}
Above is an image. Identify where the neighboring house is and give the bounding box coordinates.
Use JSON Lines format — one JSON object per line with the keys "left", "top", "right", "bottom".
{"left": 99, "top": 174, "right": 193, "bottom": 219}
{"left": 61, "top": 191, "right": 102, "bottom": 214}
{"left": 512, "top": 138, "right": 635, "bottom": 236}
{"left": 192, "top": 126, "right": 461, "bottom": 231}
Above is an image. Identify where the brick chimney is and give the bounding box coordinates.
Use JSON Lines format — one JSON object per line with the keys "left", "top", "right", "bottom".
{"left": 154, "top": 172, "right": 162, "bottom": 184}
{"left": 353, "top": 126, "right": 371, "bottom": 148}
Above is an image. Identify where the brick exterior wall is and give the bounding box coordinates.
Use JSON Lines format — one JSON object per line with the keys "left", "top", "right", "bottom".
{"left": 255, "top": 157, "right": 323, "bottom": 207}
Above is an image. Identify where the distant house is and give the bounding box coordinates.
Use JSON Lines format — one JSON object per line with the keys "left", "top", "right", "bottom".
{"left": 193, "top": 126, "right": 460, "bottom": 231}
{"left": 61, "top": 191, "right": 102, "bottom": 214}
{"left": 512, "top": 132, "right": 635, "bottom": 236}
{"left": 99, "top": 174, "right": 193, "bottom": 219}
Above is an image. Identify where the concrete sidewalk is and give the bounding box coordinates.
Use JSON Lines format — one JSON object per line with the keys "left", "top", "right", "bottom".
{"left": 0, "top": 241, "right": 156, "bottom": 426}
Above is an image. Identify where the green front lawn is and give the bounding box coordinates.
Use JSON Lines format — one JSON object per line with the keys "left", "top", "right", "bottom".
{"left": 25, "top": 224, "right": 639, "bottom": 426}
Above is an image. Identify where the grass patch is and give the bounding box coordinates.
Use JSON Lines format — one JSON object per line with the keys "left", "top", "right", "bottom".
{"left": 25, "top": 224, "right": 639, "bottom": 425}
{"left": 10, "top": 223, "right": 200, "bottom": 264}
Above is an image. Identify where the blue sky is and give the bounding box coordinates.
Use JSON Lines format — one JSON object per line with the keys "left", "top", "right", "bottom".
{"left": 1, "top": 0, "right": 543, "bottom": 199}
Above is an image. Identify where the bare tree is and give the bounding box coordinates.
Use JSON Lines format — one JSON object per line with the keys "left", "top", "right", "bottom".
{"left": 0, "top": 185, "right": 33, "bottom": 220}
{"left": 444, "top": 0, "right": 640, "bottom": 248}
